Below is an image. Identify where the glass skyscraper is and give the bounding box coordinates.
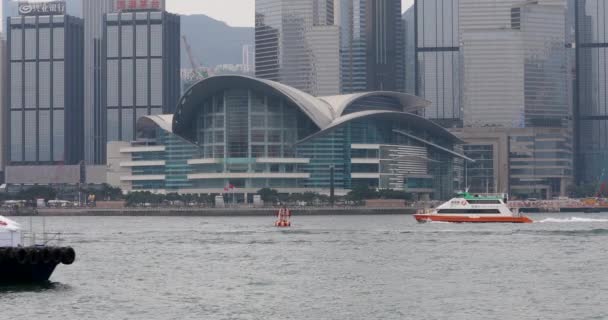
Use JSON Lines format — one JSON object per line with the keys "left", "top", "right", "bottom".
{"left": 83, "top": 0, "right": 114, "bottom": 165}
{"left": 414, "top": 0, "right": 461, "bottom": 126}
{"left": 337, "top": 0, "right": 404, "bottom": 94}
{"left": 576, "top": 0, "right": 608, "bottom": 183}
{"left": 403, "top": 6, "right": 415, "bottom": 95}
{"left": 7, "top": 14, "right": 84, "bottom": 165}
{"left": 255, "top": 0, "right": 341, "bottom": 96}
{"left": 462, "top": 2, "right": 570, "bottom": 128}
{"left": 103, "top": 10, "right": 180, "bottom": 145}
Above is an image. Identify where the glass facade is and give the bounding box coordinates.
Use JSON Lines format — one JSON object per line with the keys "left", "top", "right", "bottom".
{"left": 194, "top": 89, "right": 316, "bottom": 186}
{"left": 7, "top": 15, "right": 84, "bottom": 165}
{"left": 520, "top": 4, "right": 570, "bottom": 128}
{"left": 338, "top": 0, "right": 404, "bottom": 94}
{"left": 415, "top": 0, "right": 461, "bottom": 125}
{"left": 83, "top": 0, "right": 115, "bottom": 164}
{"left": 509, "top": 129, "right": 573, "bottom": 198}
{"left": 464, "top": 145, "right": 495, "bottom": 193}
{"left": 403, "top": 7, "right": 416, "bottom": 95}
{"left": 117, "top": 76, "right": 464, "bottom": 199}
{"left": 255, "top": 0, "right": 340, "bottom": 96}
{"left": 576, "top": 0, "right": 608, "bottom": 183}
{"left": 103, "top": 11, "right": 180, "bottom": 152}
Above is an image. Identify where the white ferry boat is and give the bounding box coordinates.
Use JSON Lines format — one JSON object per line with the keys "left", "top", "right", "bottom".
{"left": 414, "top": 192, "right": 533, "bottom": 223}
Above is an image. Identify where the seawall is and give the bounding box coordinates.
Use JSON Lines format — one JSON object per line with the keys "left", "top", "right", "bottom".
{"left": 11, "top": 207, "right": 418, "bottom": 217}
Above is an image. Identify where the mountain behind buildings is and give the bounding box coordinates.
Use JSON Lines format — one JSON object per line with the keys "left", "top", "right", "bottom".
{"left": 180, "top": 14, "right": 253, "bottom": 68}
{"left": 57, "top": 0, "right": 255, "bottom": 67}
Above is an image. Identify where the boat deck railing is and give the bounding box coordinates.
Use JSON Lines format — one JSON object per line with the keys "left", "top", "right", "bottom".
{"left": 20, "top": 231, "right": 63, "bottom": 247}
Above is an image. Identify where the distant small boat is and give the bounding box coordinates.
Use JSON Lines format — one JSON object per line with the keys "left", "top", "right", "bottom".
{"left": 583, "top": 207, "right": 601, "bottom": 214}
{"left": 414, "top": 192, "right": 533, "bottom": 224}
{"left": 0, "top": 216, "right": 75, "bottom": 285}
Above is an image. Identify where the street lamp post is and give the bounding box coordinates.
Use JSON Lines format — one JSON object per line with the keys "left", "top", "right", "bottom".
{"left": 330, "top": 165, "right": 335, "bottom": 207}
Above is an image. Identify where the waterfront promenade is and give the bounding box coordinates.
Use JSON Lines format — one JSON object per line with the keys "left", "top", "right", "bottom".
{"left": 2, "top": 207, "right": 416, "bottom": 217}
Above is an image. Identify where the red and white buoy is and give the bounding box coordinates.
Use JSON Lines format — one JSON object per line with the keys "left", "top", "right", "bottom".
{"left": 274, "top": 207, "right": 292, "bottom": 227}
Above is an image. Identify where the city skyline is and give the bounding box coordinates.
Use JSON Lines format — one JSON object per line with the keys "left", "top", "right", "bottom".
{"left": 1, "top": 0, "right": 415, "bottom": 28}
{"left": 169, "top": 0, "right": 415, "bottom": 27}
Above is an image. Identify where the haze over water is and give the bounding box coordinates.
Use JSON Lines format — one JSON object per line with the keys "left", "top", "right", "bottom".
{"left": 1, "top": 214, "right": 607, "bottom": 319}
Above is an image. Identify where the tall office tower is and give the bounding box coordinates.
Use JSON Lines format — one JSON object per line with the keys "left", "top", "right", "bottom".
{"left": 242, "top": 44, "right": 254, "bottom": 73}
{"left": 255, "top": 0, "right": 341, "bottom": 96}
{"left": 7, "top": 10, "right": 84, "bottom": 165}
{"left": 403, "top": 6, "right": 415, "bottom": 95}
{"left": 463, "top": 3, "right": 569, "bottom": 128}
{"left": 1, "top": 0, "right": 9, "bottom": 33}
{"left": 83, "top": 0, "right": 113, "bottom": 164}
{"left": 414, "top": 0, "right": 461, "bottom": 126}
{"left": 337, "top": 0, "right": 404, "bottom": 94}
{"left": 460, "top": 0, "right": 566, "bottom": 32}
{"left": 103, "top": 6, "right": 180, "bottom": 145}
{"left": 0, "top": 33, "right": 5, "bottom": 176}
{"left": 576, "top": 0, "right": 608, "bottom": 183}
{"left": 458, "top": 1, "right": 573, "bottom": 197}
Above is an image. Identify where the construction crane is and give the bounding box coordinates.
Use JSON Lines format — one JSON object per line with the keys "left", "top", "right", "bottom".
{"left": 181, "top": 35, "right": 210, "bottom": 82}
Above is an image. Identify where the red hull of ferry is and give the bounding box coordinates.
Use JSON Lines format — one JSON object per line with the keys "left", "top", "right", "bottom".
{"left": 414, "top": 214, "right": 533, "bottom": 224}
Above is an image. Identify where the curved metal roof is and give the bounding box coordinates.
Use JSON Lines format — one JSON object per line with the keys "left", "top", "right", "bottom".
{"left": 137, "top": 114, "right": 174, "bottom": 133}
{"left": 173, "top": 75, "right": 334, "bottom": 140}
{"left": 318, "top": 92, "right": 431, "bottom": 116}
{"left": 296, "top": 110, "right": 464, "bottom": 145}
{"left": 171, "top": 75, "right": 459, "bottom": 146}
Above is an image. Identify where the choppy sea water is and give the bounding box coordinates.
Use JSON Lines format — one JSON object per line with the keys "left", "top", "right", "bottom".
{"left": 1, "top": 213, "right": 607, "bottom": 320}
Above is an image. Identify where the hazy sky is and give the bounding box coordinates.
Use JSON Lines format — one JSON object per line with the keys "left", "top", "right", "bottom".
{"left": 168, "top": 0, "right": 415, "bottom": 27}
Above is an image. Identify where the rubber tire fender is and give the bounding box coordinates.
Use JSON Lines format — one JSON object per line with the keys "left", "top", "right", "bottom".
{"left": 50, "top": 247, "right": 63, "bottom": 264}
{"left": 40, "top": 247, "right": 53, "bottom": 264}
{"left": 60, "top": 247, "right": 76, "bottom": 265}
{"left": 26, "top": 248, "right": 41, "bottom": 265}
{"left": 0, "top": 248, "right": 8, "bottom": 263}
{"left": 11, "top": 247, "right": 28, "bottom": 264}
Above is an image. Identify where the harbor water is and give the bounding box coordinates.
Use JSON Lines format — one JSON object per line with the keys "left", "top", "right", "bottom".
{"left": 1, "top": 213, "right": 607, "bottom": 320}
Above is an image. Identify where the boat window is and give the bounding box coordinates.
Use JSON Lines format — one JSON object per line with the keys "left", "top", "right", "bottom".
{"left": 467, "top": 200, "right": 502, "bottom": 204}
{"left": 437, "top": 209, "right": 501, "bottom": 214}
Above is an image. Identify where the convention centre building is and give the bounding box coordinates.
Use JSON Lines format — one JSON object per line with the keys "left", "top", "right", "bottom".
{"left": 107, "top": 75, "right": 470, "bottom": 201}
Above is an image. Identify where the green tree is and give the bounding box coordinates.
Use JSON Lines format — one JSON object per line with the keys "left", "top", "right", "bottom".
{"left": 17, "top": 186, "right": 57, "bottom": 201}
{"left": 346, "top": 185, "right": 378, "bottom": 201}
{"left": 378, "top": 189, "right": 413, "bottom": 201}
{"left": 567, "top": 183, "right": 600, "bottom": 198}
{"left": 257, "top": 188, "right": 279, "bottom": 204}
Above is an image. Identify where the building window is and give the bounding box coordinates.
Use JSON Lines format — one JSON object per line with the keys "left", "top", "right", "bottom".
{"left": 38, "top": 27, "right": 50, "bottom": 59}
{"left": 53, "top": 61, "right": 65, "bottom": 108}
{"left": 10, "top": 111, "right": 23, "bottom": 162}
{"left": 122, "top": 109, "right": 134, "bottom": 141}
{"left": 10, "top": 63, "right": 22, "bottom": 109}
{"left": 24, "top": 28, "right": 36, "bottom": 60}
{"left": 39, "top": 110, "right": 51, "bottom": 162}
{"left": 107, "top": 26, "right": 119, "bottom": 58}
{"left": 107, "top": 109, "right": 119, "bottom": 142}
{"left": 150, "top": 58, "right": 163, "bottom": 105}
{"left": 150, "top": 24, "right": 162, "bottom": 56}
{"left": 52, "top": 27, "right": 64, "bottom": 59}
{"left": 121, "top": 24, "right": 133, "bottom": 57}
{"left": 121, "top": 59, "right": 134, "bottom": 106}
{"left": 24, "top": 62, "right": 36, "bottom": 108}
{"left": 135, "top": 24, "right": 148, "bottom": 57}
{"left": 24, "top": 111, "right": 36, "bottom": 161}
{"left": 39, "top": 62, "right": 51, "bottom": 108}
{"left": 136, "top": 59, "right": 148, "bottom": 106}
{"left": 107, "top": 60, "right": 119, "bottom": 107}
{"left": 53, "top": 110, "right": 65, "bottom": 162}
{"left": 11, "top": 28, "right": 22, "bottom": 60}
